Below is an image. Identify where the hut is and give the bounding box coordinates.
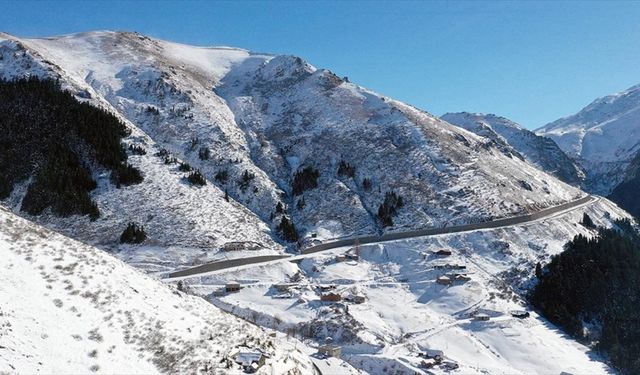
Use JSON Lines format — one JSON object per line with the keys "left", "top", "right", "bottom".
{"left": 225, "top": 281, "right": 241, "bottom": 293}
{"left": 436, "top": 276, "right": 452, "bottom": 286}
{"left": 510, "top": 310, "right": 530, "bottom": 319}
{"left": 474, "top": 313, "right": 490, "bottom": 321}
{"left": 318, "top": 343, "right": 342, "bottom": 358}
{"left": 353, "top": 294, "right": 366, "bottom": 304}
{"left": 273, "top": 283, "right": 294, "bottom": 293}
{"left": 321, "top": 292, "right": 342, "bottom": 302}
{"left": 433, "top": 249, "right": 452, "bottom": 256}
{"left": 234, "top": 349, "right": 265, "bottom": 373}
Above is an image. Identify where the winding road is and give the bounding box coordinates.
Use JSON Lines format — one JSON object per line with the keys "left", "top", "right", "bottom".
{"left": 166, "top": 195, "right": 597, "bottom": 280}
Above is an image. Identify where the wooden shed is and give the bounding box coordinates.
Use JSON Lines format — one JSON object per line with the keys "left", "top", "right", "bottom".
{"left": 225, "top": 281, "right": 241, "bottom": 293}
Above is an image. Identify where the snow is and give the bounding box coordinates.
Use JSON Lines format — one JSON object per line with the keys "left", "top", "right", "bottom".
{"left": 536, "top": 83, "right": 640, "bottom": 193}
{"left": 442, "top": 112, "right": 585, "bottom": 186}
{"left": 0, "top": 206, "right": 317, "bottom": 374}
{"left": 183, "top": 197, "right": 627, "bottom": 374}
{"left": 0, "top": 30, "right": 633, "bottom": 374}
{"left": 1, "top": 31, "right": 586, "bottom": 264}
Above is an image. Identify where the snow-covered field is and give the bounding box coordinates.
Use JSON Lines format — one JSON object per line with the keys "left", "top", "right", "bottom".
{"left": 181, "top": 197, "right": 627, "bottom": 374}
{"left": 0, "top": 206, "right": 323, "bottom": 374}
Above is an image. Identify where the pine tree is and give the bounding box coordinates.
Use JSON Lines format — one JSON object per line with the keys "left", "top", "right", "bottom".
{"left": 277, "top": 216, "right": 298, "bottom": 242}
{"left": 120, "top": 222, "right": 147, "bottom": 244}
{"left": 581, "top": 213, "right": 595, "bottom": 229}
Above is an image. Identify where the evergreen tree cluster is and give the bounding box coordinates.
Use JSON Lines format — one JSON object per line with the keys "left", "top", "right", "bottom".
{"left": 198, "top": 147, "right": 210, "bottom": 160}
{"left": 215, "top": 169, "right": 228, "bottom": 184}
{"left": 580, "top": 212, "right": 596, "bottom": 229}
{"left": 337, "top": 160, "right": 355, "bottom": 178}
{"left": 178, "top": 162, "right": 193, "bottom": 172}
{"left": 531, "top": 220, "right": 640, "bottom": 374}
{"left": 128, "top": 144, "right": 147, "bottom": 155}
{"left": 186, "top": 170, "right": 206, "bottom": 186}
{"left": 292, "top": 166, "right": 319, "bottom": 196}
{"left": 362, "top": 177, "right": 372, "bottom": 191}
{"left": 277, "top": 216, "right": 298, "bottom": 242}
{"left": 238, "top": 170, "right": 255, "bottom": 192}
{"left": 0, "top": 77, "right": 142, "bottom": 219}
{"left": 119, "top": 222, "right": 147, "bottom": 244}
{"left": 377, "top": 191, "right": 404, "bottom": 227}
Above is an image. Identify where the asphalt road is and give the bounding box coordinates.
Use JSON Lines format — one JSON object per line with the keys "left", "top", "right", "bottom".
{"left": 166, "top": 195, "right": 596, "bottom": 280}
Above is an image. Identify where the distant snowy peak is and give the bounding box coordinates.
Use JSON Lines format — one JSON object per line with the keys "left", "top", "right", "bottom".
{"left": 536, "top": 83, "right": 640, "bottom": 163}
{"left": 442, "top": 112, "right": 585, "bottom": 186}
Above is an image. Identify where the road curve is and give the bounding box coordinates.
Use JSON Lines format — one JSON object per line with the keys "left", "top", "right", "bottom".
{"left": 166, "top": 195, "right": 596, "bottom": 279}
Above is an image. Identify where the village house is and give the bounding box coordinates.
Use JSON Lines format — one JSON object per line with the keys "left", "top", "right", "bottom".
{"left": 233, "top": 349, "right": 265, "bottom": 373}
{"left": 436, "top": 275, "right": 452, "bottom": 286}
{"left": 320, "top": 292, "right": 342, "bottom": 302}
{"left": 273, "top": 283, "right": 295, "bottom": 293}
{"left": 318, "top": 343, "right": 342, "bottom": 358}
{"left": 319, "top": 284, "right": 336, "bottom": 292}
{"left": 225, "top": 281, "right": 241, "bottom": 293}
{"left": 353, "top": 294, "right": 365, "bottom": 304}
{"left": 510, "top": 310, "right": 530, "bottom": 319}
{"left": 433, "top": 249, "right": 452, "bottom": 256}
{"left": 474, "top": 313, "right": 490, "bottom": 321}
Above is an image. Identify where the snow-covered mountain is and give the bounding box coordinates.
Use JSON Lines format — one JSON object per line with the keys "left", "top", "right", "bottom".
{"left": 537, "top": 83, "right": 640, "bottom": 194}
{"left": 0, "top": 31, "right": 584, "bottom": 273}
{"left": 441, "top": 112, "right": 585, "bottom": 186}
{"left": 0, "top": 205, "right": 317, "bottom": 374}
{"left": 0, "top": 30, "right": 636, "bottom": 374}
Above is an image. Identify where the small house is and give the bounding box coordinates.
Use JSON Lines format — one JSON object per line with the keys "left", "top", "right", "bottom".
{"left": 345, "top": 253, "right": 359, "bottom": 261}
{"left": 318, "top": 344, "right": 342, "bottom": 358}
{"left": 436, "top": 276, "right": 452, "bottom": 286}
{"left": 510, "top": 310, "right": 530, "bottom": 319}
{"left": 234, "top": 349, "right": 265, "bottom": 373}
{"left": 433, "top": 249, "right": 452, "bottom": 256}
{"left": 335, "top": 254, "right": 347, "bottom": 262}
{"left": 451, "top": 273, "right": 472, "bottom": 282}
{"left": 474, "top": 313, "right": 490, "bottom": 321}
{"left": 321, "top": 292, "right": 342, "bottom": 302}
{"left": 353, "top": 294, "right": 366, "bottom": 304}
{"left": 319, "top": 284, "right": 336, "bottom": 292}
{"left": 419, "top": 349, "right": 444, "bottom": 361}
{"left": 226, "top": 281, "right": 241, "bottom": 293}
{"left": 273, "top": 283, "right": 294, "bottom": 293}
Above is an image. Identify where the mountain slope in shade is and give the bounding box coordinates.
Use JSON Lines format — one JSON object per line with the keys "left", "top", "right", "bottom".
{"left": 0, "top": 206, "right": 316, "bottom": 374}
{"left": 537, "top": 83, "right": 640, "bottom": 194}
{"left": 442, "top": 112, "right": 585, "bottom": 186}
{"left": 1, "top": 31, "right": 582, "bottom": 271}
{"left": 608, "top": 150, "right": 640, "bottom": 218}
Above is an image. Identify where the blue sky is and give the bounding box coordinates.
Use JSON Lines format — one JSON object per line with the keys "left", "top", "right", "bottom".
{"left": 2, "top": 0, "right": 639, "bottom": 129}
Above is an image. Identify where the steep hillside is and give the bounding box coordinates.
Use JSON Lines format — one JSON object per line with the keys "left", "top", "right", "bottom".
{"left": 537, "top": 83, "right": 640, "bottom": 194}
{"left": 608, "top": 150, "right": 640, "bottom": 218}
{"left": 0, "top": 34, "right": 282, "bottom": 272}
{"left": 1, "top": 31, "right": 582, "bottom": 270}
{"left": 0, "top": 206, "right": 316, "bottom": 374}
{"left": 442, "top": 112, "right": 584, "bottom": 186}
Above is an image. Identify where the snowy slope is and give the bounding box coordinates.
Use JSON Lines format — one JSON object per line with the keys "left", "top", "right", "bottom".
{"left": 0, "top": 32, "right": 283, "bottom": 271}
{"left": 184, "top": 197, "right": 628, "bottom": 374}
{"left": 0, "top": 206, "right": 317, "bottom": 374}
{"left": 442, "top": 112, "right": 585, "bottom": 186}
{"left": 0, "top": 31, "right": 583, "bottom": 255}
{"left": 537, "top": 83, "right": 640, "bottom": 193}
